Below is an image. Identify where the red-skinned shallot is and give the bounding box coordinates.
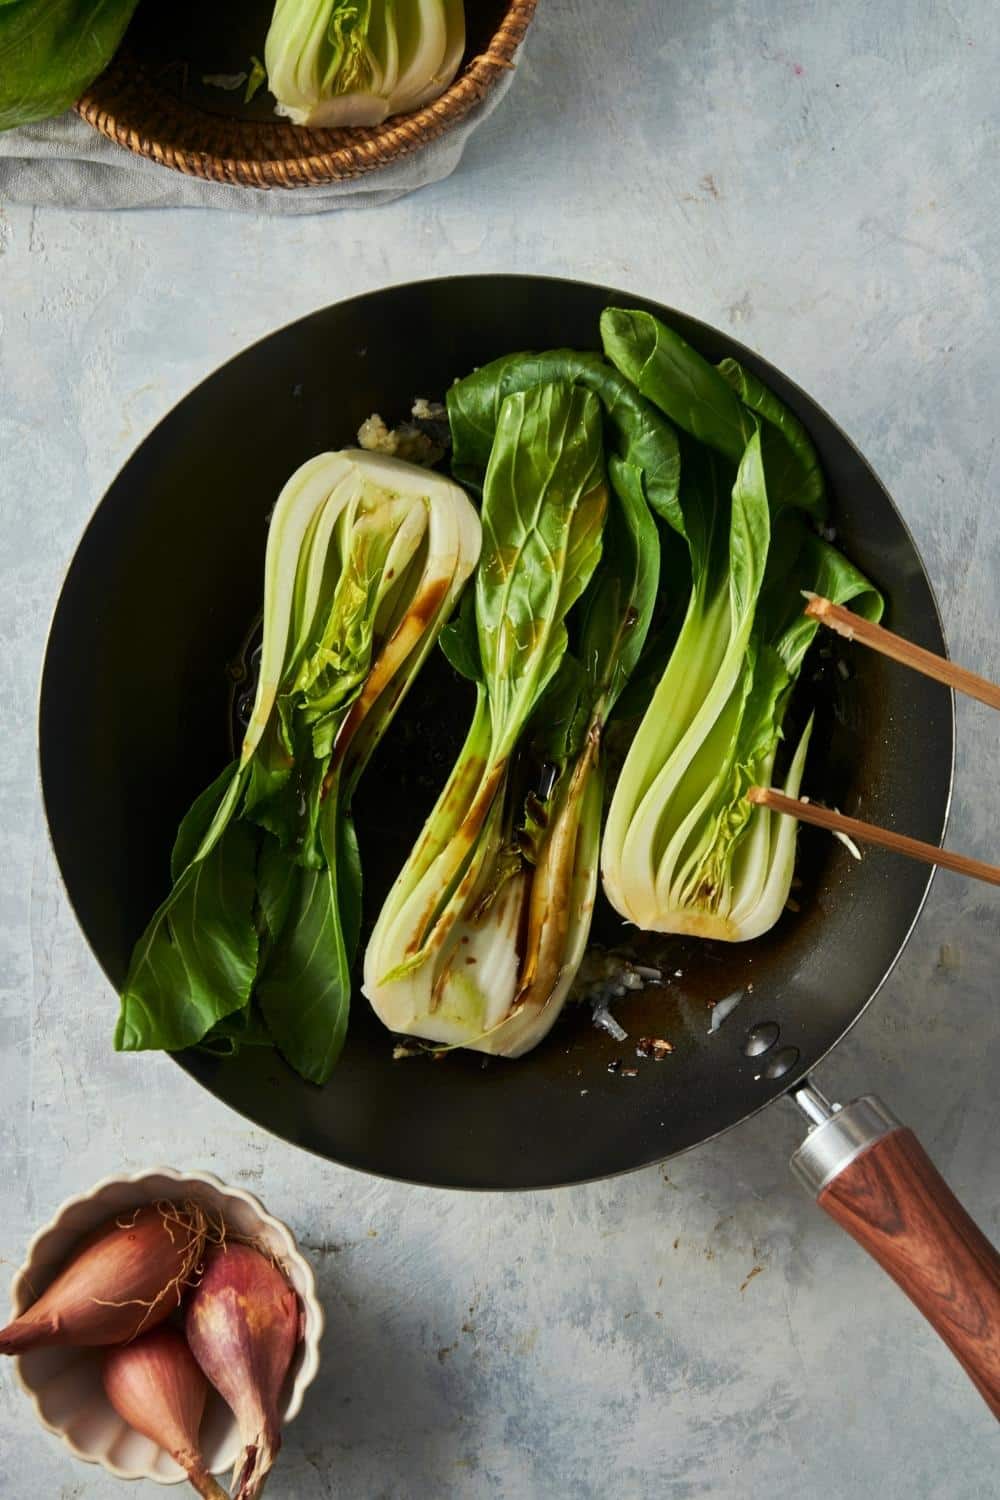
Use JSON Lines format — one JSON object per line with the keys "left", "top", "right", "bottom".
{"left": 186, "top": 1243, "right": 300, "bottom": 1500}
{"left": 103, "top": 1326, "right": 228, "bottom": 1500}
{"left": 0, "top": 1203, "right": 208, "bottom": 1355}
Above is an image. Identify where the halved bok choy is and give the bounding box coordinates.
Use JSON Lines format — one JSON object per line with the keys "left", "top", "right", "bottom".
{"left": 364, "top": 378, "right": 661, "bottom": 1055}
{"left": 117, "top": 450, "right": 480, "bottom": 1083}
{"left": 265, "top": 0, "right": 466, "bottom": 127}
{"left": 599, "top": 309, "right": 883, "bottom": 940}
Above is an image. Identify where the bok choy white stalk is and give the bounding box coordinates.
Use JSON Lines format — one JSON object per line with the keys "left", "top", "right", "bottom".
{"left": 265, "top": 0, "right": 466, "bottom": 127}
{"left": 117, "top": 449, "right": 480, "bottom": 1083}
{"left": 599, "top": 309, "right": 883, "bottom": 941}
{"left": 364, "top": 380, "right": 648, "bottom": 1056}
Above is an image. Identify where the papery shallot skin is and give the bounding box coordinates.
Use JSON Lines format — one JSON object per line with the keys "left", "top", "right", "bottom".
{"left": 103, "top": 1325, "right": 206, "bottom": 1455}
{"left": 186, "top": 1243, "right": 300, "bottom": 1500}
{"left": 103, "top": 1326, "right": 228, "bottom": 1500}
{"left": 0, "top": 1204, "right": 206, "bottom": 1354}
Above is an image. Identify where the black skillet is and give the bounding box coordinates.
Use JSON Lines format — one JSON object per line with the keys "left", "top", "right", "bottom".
{"left": 38, "top": 276, "right": 1000, "bottom": 1411}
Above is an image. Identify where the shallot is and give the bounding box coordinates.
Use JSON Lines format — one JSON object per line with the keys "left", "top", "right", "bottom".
{"left": 0, "top": 1202, "right": 208, "bottom": 1355}
{"left": 186, "top": 1243, "right": 300, "bottom": 1500}
{"left": 103, "top": 1326, "right": 228, "bottom": 1500}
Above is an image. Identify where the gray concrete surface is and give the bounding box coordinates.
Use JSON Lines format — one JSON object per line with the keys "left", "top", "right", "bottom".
{"left": 1, "top": 1, "right": 998, "bottom": 1495}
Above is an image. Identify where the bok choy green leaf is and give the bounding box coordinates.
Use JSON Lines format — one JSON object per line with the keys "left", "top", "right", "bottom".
{"left": 364, "top": 379, "right": 659, "bottom": 1055}
{"left": 446, "top": 347, "right": 683, "bottom": 537}
{"left": 599, "top": 308, "right": 882, "bottom": 941}
{"left": 117, "top": 449, "right": 480, "bottom": 1083}
{"left": 0, "top": 0, "right": 141, "bottom": 132}
{"left": 264, "top": 0, "right": 466, "bottom": 128}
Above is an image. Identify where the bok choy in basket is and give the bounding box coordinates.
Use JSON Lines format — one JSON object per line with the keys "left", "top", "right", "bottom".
{"left": 0, "top": 2, "right": 467, "bottom": 133}
{"left": 266, "top": 0, "right": 467, "bottom": 127}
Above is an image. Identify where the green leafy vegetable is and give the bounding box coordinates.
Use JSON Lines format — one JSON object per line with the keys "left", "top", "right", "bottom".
{"left": 365, "top": 379, "right": 660, "bottom": 1055}
{"left": 264, "top": 0, "right": 466, "bottom": 128}
{"left": 600, "top": 309, "right": 754, "bottom": 470}
{"left": 117, "top": 449, "right": 480, "bottom": 1083}
{"left": 600, "top": 309, "right": 882, "bottom": 941}
{"left": 447, "top": 347, "right": 683, "bottom": 536}
{"left": 0, "top": 0, "right": 141, "bottom": 132}
{"left": 245, "top": 55, "right": 267, "bottom": 103}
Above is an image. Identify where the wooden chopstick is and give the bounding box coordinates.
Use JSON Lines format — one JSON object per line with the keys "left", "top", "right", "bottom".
{"left": 747, "top": 787, "right": 1000, "bottom": 888}
{"left": 803, "top": 594, "right": 1000, "bottom": 712}
{"left": 754, "top": 601, "right": 1000, "bottom": 887}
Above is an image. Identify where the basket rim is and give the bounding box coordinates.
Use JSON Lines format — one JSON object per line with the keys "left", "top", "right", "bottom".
{"left": 75, "top": 0, "right": 537, "bottom": 190}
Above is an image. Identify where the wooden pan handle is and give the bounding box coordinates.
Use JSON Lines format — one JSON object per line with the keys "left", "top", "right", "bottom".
{"left": 791, "top": 1090, "right": 1000, "bottom": 1417}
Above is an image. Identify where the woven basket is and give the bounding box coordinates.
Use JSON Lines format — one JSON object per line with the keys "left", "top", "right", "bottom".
{"left": 76, "top": 0, "right": 537, "bottom": 190}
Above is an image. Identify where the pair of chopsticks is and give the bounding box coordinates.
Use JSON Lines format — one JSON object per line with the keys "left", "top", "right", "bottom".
{"left": 748, "top": 595, "right": 1000, "bottom": 888}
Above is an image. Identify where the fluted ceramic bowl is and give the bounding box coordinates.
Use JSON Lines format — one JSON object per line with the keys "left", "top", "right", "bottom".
{"left": 8, "top": 1167, "right": 323, "bottom": 1484}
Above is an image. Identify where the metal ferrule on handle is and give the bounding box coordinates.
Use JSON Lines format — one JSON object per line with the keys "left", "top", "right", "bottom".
{"left": 790, "top": 1084, "right": 900, "bottom": 1195}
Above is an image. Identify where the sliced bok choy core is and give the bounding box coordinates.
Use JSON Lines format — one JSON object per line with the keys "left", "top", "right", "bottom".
{"left": 264, "top": 0, "right": 466, "bottom": 128}
{"left": 117, "top": 450, "right": 480, "bottom": 1084}
{"left": 599, "top": 308, "right": 883, "bottom": 941}
{"left": 364, "top": 378, "right": 662, "bottom": 1056}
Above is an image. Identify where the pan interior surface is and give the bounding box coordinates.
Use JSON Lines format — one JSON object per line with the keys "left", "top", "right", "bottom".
{"left": 39, "top": 276, "right": 953, "bottom": 1189}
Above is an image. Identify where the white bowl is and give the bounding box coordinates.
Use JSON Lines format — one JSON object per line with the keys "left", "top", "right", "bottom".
{"left": 8, "top": 1167, "right": 324, "bottom": 1484}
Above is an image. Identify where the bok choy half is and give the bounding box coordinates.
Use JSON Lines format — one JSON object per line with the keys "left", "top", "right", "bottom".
{"left": 364, "top": 375, "right": 674, "bottom": 1055}
{"left": 265, "top": 0, "right": 466, "bottom": 128}
{"left": 599, "top": 309, "right": 883, "bottom": 941}
{"left": 117, "top": 449, "right": 480, "bottom": 1084}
